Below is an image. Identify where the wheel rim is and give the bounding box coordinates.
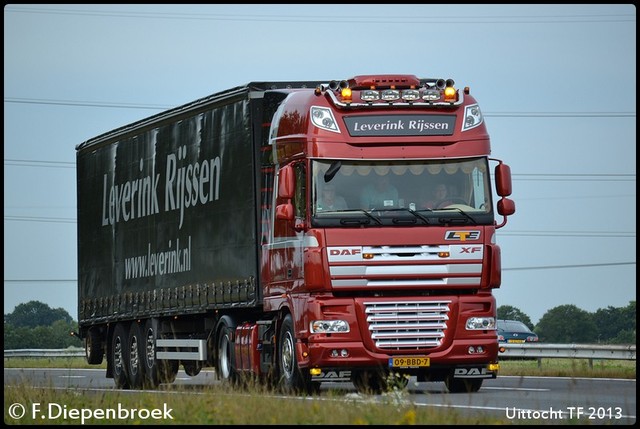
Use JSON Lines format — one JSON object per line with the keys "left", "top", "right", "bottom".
{"left": 129, "top": 335, "right": 139, "bottom": 376}
{"left": 145, "top": 328, "right": 155, "bottom": 369}
{"left": 86, "top": 337, "right": 92, "bottom": 360}
{"left": 219, "top": 333, "right": 231, "bottom": 379}
{"left": 114, "top": 336, "right": 124, "bottom": 375}
{"left": 281, "top": 330, "right": 295, "bottom": 378}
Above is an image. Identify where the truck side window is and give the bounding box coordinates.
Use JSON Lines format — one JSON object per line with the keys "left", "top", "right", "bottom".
{"left": 293, "top": 163, "right": 306, "bottom": 219}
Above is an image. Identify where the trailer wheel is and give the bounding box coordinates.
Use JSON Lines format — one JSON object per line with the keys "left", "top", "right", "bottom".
{"left": 217, "top": 323, "right": 237, "bottom": 384}
{"left": 111, "top": 322, "right": 130, "bottom": 389}
{"left": 183, "top": 361, "right": 202, "bottom": 377}
{"left": 444, "top": 374, "right": 483, "bottom": 393}
{"left": 85, "top": 328, "right": 104, "bottom": 365}
{"left": 143, "top": 319, "right": 179, "bottom": 386}
{"left": 278, "top": 314, "right": 316, "bottom": 394}
{"left": 142, "top": 319, "right": 160, "bottom": 388}
{"left": 127, "top": 322, "right": 146, "bottom": 389}
{"left": 159, "top": 358, "right": 179, "bottom": 384}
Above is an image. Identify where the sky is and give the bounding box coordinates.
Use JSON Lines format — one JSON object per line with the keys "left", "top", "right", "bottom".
{"left": 4, "top": 4, "right": 636, "bottom": 325}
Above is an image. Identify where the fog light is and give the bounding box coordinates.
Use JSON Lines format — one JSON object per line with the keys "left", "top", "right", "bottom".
{"left": 340, "top": 349, "right": 349, "bottom": 357}
{"left": 330, "top": 349, "right": 339, "bottom": 357}
{"left": 310, "top": 367, "right": 322, "bottom": 376}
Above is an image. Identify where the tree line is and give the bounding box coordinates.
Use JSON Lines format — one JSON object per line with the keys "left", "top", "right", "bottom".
{"left": 497, "top": 301, "right": 636, "bottom": 344}
{"left": 3, "top": 300, "right": 636, "bottom": 350}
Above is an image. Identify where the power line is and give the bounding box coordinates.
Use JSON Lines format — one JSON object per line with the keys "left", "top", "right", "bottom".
{"left": 3, "top": 215, "right": 636, "bottom": 240}
{"left": 4, "top": 159, "right": 75, "bottom": 168}
{"left": 505, "top": 262, "right": 635, "bottom": 271}
{"left": 5, "top": 6, "right": 636, "bottom": 24}
{"left": 4, "top": 97, "right": 172, "bottom": 110}
{"left": 3, "top": 159, "right": 637, "bottom": 179}
{"left": 4, "top": 97, "right": 637, "bottom": 118}
{"left": 4, "top": 279, "right": 76, "bottom": 283}
{"left": 4, "top": 216, "right": 75, "bottom": 224}
{"left": 5, "top": 260, "right": 636, "bottom": 283}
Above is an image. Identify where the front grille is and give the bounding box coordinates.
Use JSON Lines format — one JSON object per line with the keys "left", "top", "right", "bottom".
{"left": 364, "top": 300, "right": 451, "bottom": 350}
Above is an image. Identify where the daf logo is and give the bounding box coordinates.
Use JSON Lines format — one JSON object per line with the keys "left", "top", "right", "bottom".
{"left": 445, "top": 231, "right": 480, "bottom": 241}
{"left": 329, "top": 248, "right": 361, "bottom": 256}
{"left": 454, "top": 367, "right": 489, "bottom": 377}
{"left": 312, "top": 370, "right": 352, "bottom": 380}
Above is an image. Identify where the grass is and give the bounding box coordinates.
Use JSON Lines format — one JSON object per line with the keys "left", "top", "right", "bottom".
{"left": 4, "top": 356, "right": 636, "bottom": 379}
{"left": 4, "top": 357, "right": 635, "bottom": 425}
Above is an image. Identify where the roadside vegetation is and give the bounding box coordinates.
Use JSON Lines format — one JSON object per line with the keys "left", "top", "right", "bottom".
{"left": 3, "top": 356, "right": 636, "bottom": 379}
{"left": 6, "top": 362, "right": 635, "bottom": 426}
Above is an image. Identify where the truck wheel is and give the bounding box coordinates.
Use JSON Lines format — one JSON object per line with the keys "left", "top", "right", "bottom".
{"left": 142, "top": 320, "right": 178, "bottom": 386}
{"left": 444, "top": 374, "right": 483, "bottom": 393}
{"left": 159, "top": 358, "right": 179, "bottom": 384}
{"left": 85, "top": 328, "right": 104, "bottom": 365}
{"left": 127, "top": 322, "right": 146, "bottom": 389}
{"left": 183, "top": 361, "right": 202, "bottom": 377}
{"left": 278, "top": 314, "right": 313, "bottom": 394}
{"left": 142, "top": 319, "right": 160, "bottom": 388}
{"left": 111, "top": 322, "right": 130, "bottom": 389}
{"left": 217, "top": 324, "right": 237, "bottom": 384}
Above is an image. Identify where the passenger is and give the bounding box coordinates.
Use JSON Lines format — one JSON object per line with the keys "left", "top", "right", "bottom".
{"left": 360, "top": 174, "right": 399, "bottom": 209}
{"left": 316, "top": 183, "right": 348, "bottom": 211}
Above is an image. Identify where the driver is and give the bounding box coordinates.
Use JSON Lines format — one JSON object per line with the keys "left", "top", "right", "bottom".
{"left": 422, "top": 183, "right": 453, "bottom": 209}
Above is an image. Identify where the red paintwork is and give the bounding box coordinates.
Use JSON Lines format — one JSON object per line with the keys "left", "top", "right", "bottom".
{"left": 259, "top": 75, "right": 505, "bottom": 377}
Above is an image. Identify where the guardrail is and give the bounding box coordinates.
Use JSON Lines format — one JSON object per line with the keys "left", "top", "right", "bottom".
{"left": 4, "top": 344, "right": 636, "bottom": 362}
{"left": 4, "top": 348, "right": 85, "bottom": 358}
{"left": 498, "top": 343, "right": 636, "bottom": 368}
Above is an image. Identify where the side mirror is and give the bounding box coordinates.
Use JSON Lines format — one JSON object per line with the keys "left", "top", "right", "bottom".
{"left": 497, "top": 198, "right": 516, "bottom": 217}
{"left": 276, "top": 202, "right": 294, "bottom": 221}
{"left": 494, "top": 163, "right": 512, "bottom": 197}
{"left": 495, "top": 197, "right": 516, "bottom": 229}
{"left": 278, "top": 165, "right": 295, "bottom": 199}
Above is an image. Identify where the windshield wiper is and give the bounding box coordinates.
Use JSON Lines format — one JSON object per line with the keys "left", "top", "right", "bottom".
{"left": 347, "top": 209, "right": 383, "bottom": 225}
{"left": 377, "top": 207, "right": 433, "bottom": 225}
{"left": 434, "top": 207, "right": 477, "bottom": 225}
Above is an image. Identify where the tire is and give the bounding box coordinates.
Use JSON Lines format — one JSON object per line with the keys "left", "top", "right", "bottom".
{"left": 444, "top": 374, "right": 483, "bottom": 393}
{"left": 183, "top": 361, "right": 202, "bottom": 377}
{"left": 142, "top": 318, "right": 160, "bottom": 389}
{"left": 142, "top": 319, "right": 178, "bottom": 387}
{"left": 217, "top": 323, "right": 237, "bottom": 384}
{"left": 111, "top": 322, "right": 130, "bottom": 389}
{"left": 127, "top": 321, "right": 146, "bottom": 389}
{"left": 159, "top": 358, "right": 179, "bottom": 384}
{"left": 278, "top": 314, "right": 315, "bottom": 394}
{"left": 85, "top": 328, "right": 104, "bottom": 365}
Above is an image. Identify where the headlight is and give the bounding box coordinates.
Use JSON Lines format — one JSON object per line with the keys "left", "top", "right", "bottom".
{"left": 466, "top": 317, "right": 496, "bottom": 330}
{"left": 462, "top": 103, "right": 483, "bottom": 131}
{"left": 310, "top": 106, "right": 340, "bottom": 133}
{"left": 310, "top": 320, "right": 350, "bottom": 333}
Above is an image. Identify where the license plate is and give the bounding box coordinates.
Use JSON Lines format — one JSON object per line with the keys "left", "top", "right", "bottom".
{"left": 508, "top": 339, "right": 525, "bottom": 343}
{"left": 389, "top": 357, "right": 430, "bottom": 368}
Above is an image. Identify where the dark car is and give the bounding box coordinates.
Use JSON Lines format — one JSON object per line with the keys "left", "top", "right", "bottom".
{"left": 497, "top": 319, "right": 539, "bottom": 343}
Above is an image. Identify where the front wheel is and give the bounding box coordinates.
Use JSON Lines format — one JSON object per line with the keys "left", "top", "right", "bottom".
{"left": 278, "top": 315, "right": 317, "bottom": 394}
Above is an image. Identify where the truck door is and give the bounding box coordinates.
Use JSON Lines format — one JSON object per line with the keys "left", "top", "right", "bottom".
{"left": 266, "top": 162, "right": 306, "bottom": 297}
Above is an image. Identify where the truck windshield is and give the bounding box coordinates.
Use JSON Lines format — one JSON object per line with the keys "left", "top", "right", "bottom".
{"left": 311, "top": 158, "right": 494, "bottom": 226}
